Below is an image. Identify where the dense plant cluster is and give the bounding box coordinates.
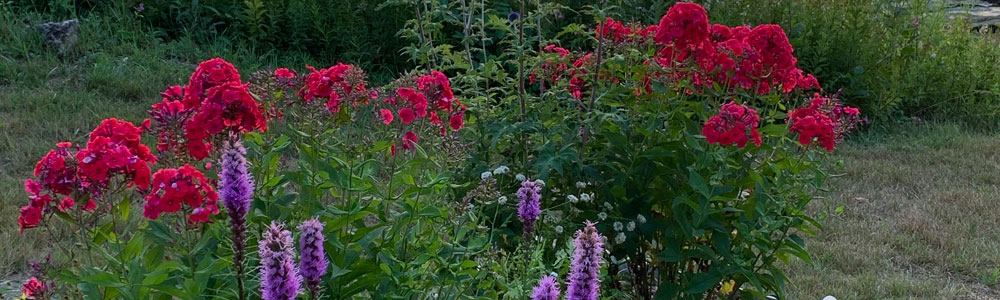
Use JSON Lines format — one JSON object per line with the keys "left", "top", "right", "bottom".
{"left": 14, "top": 2, "right": 863, "bottom": 300}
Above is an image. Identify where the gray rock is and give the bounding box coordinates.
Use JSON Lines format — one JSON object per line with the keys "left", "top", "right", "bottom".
{"left": 35, "top": 19, "right": 79, "bottom": 55}
{"left": 945, "top": 0, "right": 1000, "bottom": 28}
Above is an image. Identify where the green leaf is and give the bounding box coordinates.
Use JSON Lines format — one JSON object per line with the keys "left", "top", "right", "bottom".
{"left": 688, "top": 170, "right": 710, "bottom": 199}
{"left": 684, "top": 272, "right": 722, "bottom": 294}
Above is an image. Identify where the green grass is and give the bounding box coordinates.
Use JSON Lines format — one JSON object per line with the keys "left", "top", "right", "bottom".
{"left": 784, "top": 123, "right": 1000, "bottom": 299}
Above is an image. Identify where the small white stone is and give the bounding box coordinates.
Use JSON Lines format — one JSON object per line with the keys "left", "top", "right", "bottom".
{"left": 822, "top": 297, "right": 837, "bottom": 300}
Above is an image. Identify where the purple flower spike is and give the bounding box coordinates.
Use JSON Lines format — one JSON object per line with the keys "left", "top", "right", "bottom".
{"left": 259, "top": 222, "right": 300, "bottom": 300}
{"left": 298, "top": 218, "right": 327, "bottom": 298}
{"left": 220, "top": 141, "right": 253, "bottom": 218}
{"left": 566, "top": 221, "right": 604, "bottom": 300}
{"left": 516, "top": 179, "right": 542, "bottom": 237}
{"left": 531, "top": 275, "right": 561, "bottom": 300}
{"left": 219, "top": 141, "right": 254, "bottom": 299}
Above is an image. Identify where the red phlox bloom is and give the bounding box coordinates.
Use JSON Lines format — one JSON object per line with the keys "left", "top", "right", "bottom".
{"left": 184, "top": 82, "right": 266, "bottom": 160}
{"left": 183, "top": 58, "right": 242, "bottom": 110}
{"left": 399, "top": 108, "right": 416, "bottom": 124}
{"left": 402, "top": 131, "right": 419, "bottom": 151}
{"left": 58, "top": 196, "right": 75, "bottom": 212}
{"left": 143, "top": 165, "right": 219, "bottom": 223}
{"left": 788, "top": 93, "right": 861, "bottom": 151}
{"left": 449, "top": 111, "right": 465, "bottom": 131}
{"left": 77, "top": 119, "right": 156, "bottom": 191}
{"left": 380, "top": 109, "right": 394, "bottom": 125}
{"left": 655, "top": 2, "right": 710, "bottom": 49}
{"left": 161, "top": 85, "right": 185, "bottom": 102}
{"left": 148, "top": 98, "right": 192, "bottom": 156}
{"left": 702, "top": 102, "right": 762, "bottom": 148}
{"left": 33, "top": 142, "right": 77, "bottom": 195}
{"left": 274, "top": 68, "right": 295, "bottom": 79}
{"left": 21, "top": 277, "right": 45, "bottom": 298}
{"left": 297, "top": 63, "right": 367, "bottom": 113}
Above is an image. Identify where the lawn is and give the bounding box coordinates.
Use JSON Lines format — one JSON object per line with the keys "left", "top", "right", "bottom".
{"left": 785, "top": 124, "right": 1000, "bottom": 299}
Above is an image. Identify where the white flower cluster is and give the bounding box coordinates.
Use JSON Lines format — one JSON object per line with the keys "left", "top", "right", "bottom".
{"left": 493, "top": 165, "right": 509, "bottom": 175}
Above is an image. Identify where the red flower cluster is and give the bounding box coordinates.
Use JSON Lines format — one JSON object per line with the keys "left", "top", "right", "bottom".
{"left": 703, "top": 102, "right": 762, "bottom": 148}
{"left": 530, "top": 45, "right": 572, "bottom": 89}
{"left": 185, "top": 82, "right": 267, "bottom": 159}
{"left": 371, "top": 71, "right": 466, "bottom": 153}
{"left": 33, "top": 142, "right": 78, "bottom": 195}
{"left": 597, "top": 18, "right": 657, "bottom": 44}
{"left": 183, "top": 58, "right": 242, "bottom": 110}
{"left": 20, "top": 117, "right": 156, "bottom": 233}
{"left": 143, "top": 164, "right": 219, "bottom": 223}
{"left": 654, "top": 2, "right": 709, "bottom": 50}
{"left": 788, "top": 93, "right": 861, "bottom": 151}
{"left": 147, "top": 86, "right": 193, "bottom": 159}
{"left": 21, "top": 277, "right": 46, "bottom": 299}
{"left": 416, "top": 71, "right": 465, "bottom": 132}
{"left": 569, "top": 53, "right": 594, "bottom": 100}
{"left": 147, "top": 58, "right": 267, "bottom": 160}
{"left": 297, "top": 63, "right": 369, "bottom": 114}
{"left": 20, "top": 141, "right": 100, "bottom": 232}
{"left": 652, "top": 3, "right": 819, "bottom": 95}
{"left": 274, "top": 68, "right": 295, "bottom": 80}
{"left": 76, "top": 118, "right": 156, "bottom": 191}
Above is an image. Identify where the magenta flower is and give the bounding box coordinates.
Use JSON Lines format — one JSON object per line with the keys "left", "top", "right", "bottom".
{"left": 531, "top": 275, "right": 561, "bottom": 300}
{"left": 516, "top": 179, "right": 542, "bottom": 237}
{"left": 259, "top": 222, "right": 300, "bottom": 300}
{"left": 566, "top": 221, "right": 604, "bottom": 300}
{"left": 219, "top": 141, "right": 254, "bottom": 299}
{"left": 298, "top": 218, "right": 327, "bottom": 299}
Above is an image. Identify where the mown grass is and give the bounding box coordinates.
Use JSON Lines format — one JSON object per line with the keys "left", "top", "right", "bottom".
{"left": 785, "top": 123, "right": 1000, "bottom": 299}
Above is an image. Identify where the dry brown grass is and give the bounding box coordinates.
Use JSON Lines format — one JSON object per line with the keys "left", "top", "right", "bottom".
{"left": 785, "top": 123, "right": 1000, "bottom": 299}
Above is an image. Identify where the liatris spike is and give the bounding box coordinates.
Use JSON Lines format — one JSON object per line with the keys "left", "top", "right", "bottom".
{"left": 566, "top": 221, "right": 604, "bottom": 300}
{"left": 516, "top": 179, "right": 542, "bottom": 238}
{"left": 219, "top": 140, "right": 254, "bottom": 300}
{"left": 259, "top": 222, "right": 300, "bottom": 300}
{"left": 531, "top": 275, "right": 561, "bottom": 300}
{"left": 298, "top": 218, "right": 327, "bottom": 299}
